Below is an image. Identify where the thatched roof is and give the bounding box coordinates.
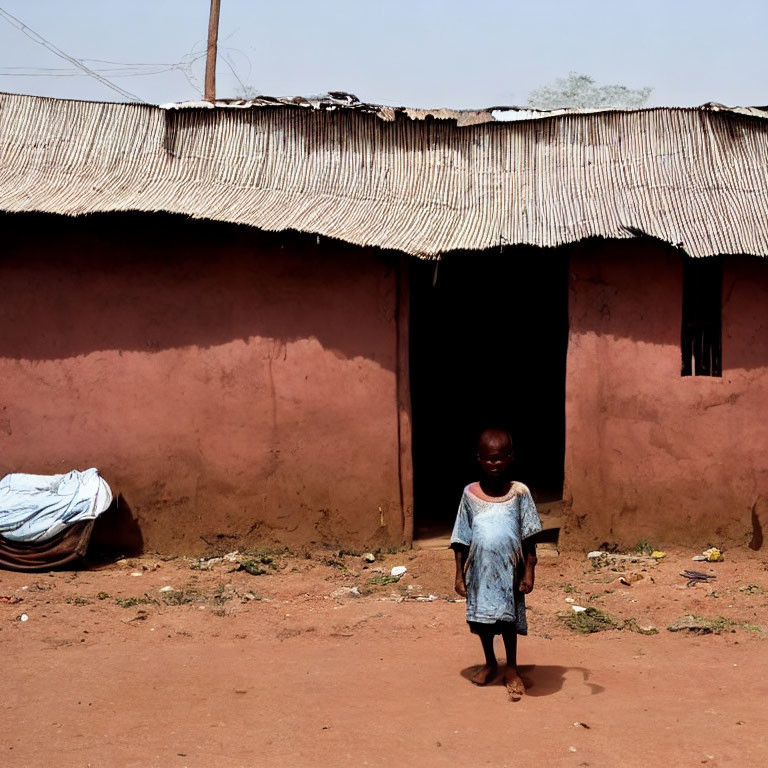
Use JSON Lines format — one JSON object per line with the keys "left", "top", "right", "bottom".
{"left": 1, "top": 91, "right": 767, "bottom": 258}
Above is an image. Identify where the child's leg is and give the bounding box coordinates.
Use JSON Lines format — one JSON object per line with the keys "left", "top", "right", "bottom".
{"left": 501, "top": 629, "right": 525, "bottom": 700}
{"left": 470, "top": 630, "right": 498, "bottom": 685}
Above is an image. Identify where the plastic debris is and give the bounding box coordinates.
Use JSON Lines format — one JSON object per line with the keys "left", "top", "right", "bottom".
{"left": 390, "top": 565, "right": 407, "bottom": 578}
{"left": 565, "top": 597, "right": 575, "bottom": 603}
{"left": 651, "top": 551, "right": 666, "bottom": 560}
{"left": 158, "top": 585, "right": 175, "bottom": 593}
{"left": 571, "top": 605, "right": 587, "bottom": 613}
{"left": 681, "top": 569, "right": 716, "bottom": 587}
{"left": 19, "top": 613, "right": 28, "bottom": 622}
{"left": 362, "top": 553, "right": 376, "bottom": 563}
{"left": 587, "top": 551, "right": 605, "bottom": 559}
{"left": 130, "top": 571, "right": 143, "bottom": 577}
{"left": 691, "top": 555, "right": 707, "bottom": 561}
{"left": 703, "top": 547, "right": 724, "bottom": 562}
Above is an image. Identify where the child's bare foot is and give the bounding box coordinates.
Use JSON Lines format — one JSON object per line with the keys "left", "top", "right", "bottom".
{"left": 504, "top": 667, "right": 525, "bottom": 700}
{"left": 471, "top": 663, "right": 498, "bottom": 686}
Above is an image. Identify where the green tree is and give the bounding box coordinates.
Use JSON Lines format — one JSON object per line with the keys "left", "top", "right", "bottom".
{"left": 527, "top": 72, "right": 652, "bottom": 110}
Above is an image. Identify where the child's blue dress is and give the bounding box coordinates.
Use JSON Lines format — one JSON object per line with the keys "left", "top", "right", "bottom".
{"left": 450, "top": 482, "right": 542, "bottom": 635}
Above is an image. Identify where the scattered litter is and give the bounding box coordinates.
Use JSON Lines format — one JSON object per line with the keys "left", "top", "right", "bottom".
{"left": 569, "top": 746, "right": 577, "bottom": 753}
{"left": 330, "top": 586, "right": 361, "bottom": 599}
{"left": 681, "top": 569, "right": 716, "bottom": 587}
{"left": 390, "top": 566, "right": 407, "bottom": 578}
{"left": 571, "top": 605, "right": 587, "bottom": 613}
{"left": 362, "top": 553, "right": 376, "bottom": 563}
{"left": 587, "top": 551, "right": 604, "bottom": 559}
{"left": 703, "top": 547, "right": 724, "bottom": 562}
{"left": 692, "top": 555, "right": 707, "bottom": 561}
{"left": 123, "top": 609, "right": 149, "bottom": 624}
{"left": 739, "top": 584, "right": 761, "bottom": 595}
{"left": 565, "top": 597, "right": 575, "bottom": 604}
{"left": 651, "top": 551, "right": 666, "bottom": 560}
{"left": 573, "top": 722, "right": 591, "bottom": 729}
{"left": 415, "top": 594, "right": 438, "bottom": 602}
{"left": 158, "top": 585, "right": 175, "bottom": 593}
{"left": 130, "top": 572, "right": 143, "bottom": 577}
{"left": 223, "top": 551, "right": 240, "bottom": 562}
{"left": 19, "top": 613, "right": 28, "bottom": 622}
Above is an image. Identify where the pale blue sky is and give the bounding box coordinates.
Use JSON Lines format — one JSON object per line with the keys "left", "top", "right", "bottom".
{"left": 0, "top": 0, "right": 765, "bottom": 108}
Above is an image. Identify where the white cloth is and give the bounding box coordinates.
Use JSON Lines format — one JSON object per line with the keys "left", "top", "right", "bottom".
{"left": 0, "top": 468, "right": 112, "bottom": 542}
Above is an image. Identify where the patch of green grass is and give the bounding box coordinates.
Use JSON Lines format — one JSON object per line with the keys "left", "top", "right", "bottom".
{"left": 373, "top": 545, "right": 409, "bottom": 557}
{"left": 160, "top": 589, "right": 204, "bottom": 606}
{"left": 562, "top": 607, "right": 658, "bottom": 635}
{"left": 238, "top": 559, "right": 268, "bottom": 576}
{"left": 65, "top": 596, "right": 91, "bottom": 606}
{"left": 367, "top": 575, "right": 400, "bottom": 585}
{"left": 320, "top": 557, "right": 348, "bottom": 573}
{"left": 563, "top": 607, "right": 619, "bottom": 633}
{"left": 115, "top": 594, "right": 158, "bottom": 608}
{"left": 634, "top": 539, "right": 654, "bottom": 556}
{"left": 667, "top": 614, "right": 742, "bottom": 634}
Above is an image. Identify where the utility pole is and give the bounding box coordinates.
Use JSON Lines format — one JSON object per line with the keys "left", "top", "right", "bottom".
{"left": 204, "top": 0, "right": 221, "bottom": 101}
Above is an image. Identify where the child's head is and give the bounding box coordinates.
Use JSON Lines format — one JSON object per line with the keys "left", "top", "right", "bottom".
{"left": 476, "top": 428, "right": 514, "bottom": 479}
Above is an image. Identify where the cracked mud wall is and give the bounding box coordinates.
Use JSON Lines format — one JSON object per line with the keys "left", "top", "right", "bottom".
{"left": 564, "top": 240, "right": 768, "bottom": 548}
{"left": 0, "top": 213, "right": 403, "bottom": 553}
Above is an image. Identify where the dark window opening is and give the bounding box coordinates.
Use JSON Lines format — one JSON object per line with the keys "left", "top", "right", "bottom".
{"left": 681, "top": 257, "right": 722, "bottom": 377}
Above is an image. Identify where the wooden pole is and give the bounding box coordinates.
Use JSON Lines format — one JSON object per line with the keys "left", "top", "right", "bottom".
{"left": 204, "top": 0, "right": 221, "bottom": 101}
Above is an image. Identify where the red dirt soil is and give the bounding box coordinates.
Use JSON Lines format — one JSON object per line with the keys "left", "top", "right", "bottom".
{"left": 2, "top": 545, "right": 767, "bottom": 767}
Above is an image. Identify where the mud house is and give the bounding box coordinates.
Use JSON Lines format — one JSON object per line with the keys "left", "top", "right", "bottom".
{"left": 1, "top": 91, "right": 767, "bottom": 553}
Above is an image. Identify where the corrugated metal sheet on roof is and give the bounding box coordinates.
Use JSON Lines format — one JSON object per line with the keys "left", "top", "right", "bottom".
{"left": 1, "top": 91, "right": 768, "bottom": 258}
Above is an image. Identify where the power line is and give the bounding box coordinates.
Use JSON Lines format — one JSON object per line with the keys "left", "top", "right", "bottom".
{"left": 0, "top": 6, "right": 145, "bottom": 102}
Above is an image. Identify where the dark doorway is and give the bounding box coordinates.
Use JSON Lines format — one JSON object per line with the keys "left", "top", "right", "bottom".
{"left": 409, "top": 247, "right": 569, "bottom": 539}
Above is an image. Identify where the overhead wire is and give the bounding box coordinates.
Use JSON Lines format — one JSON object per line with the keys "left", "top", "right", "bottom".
{"left": 0, "top": 5, "right": 145, "bottom": 102}
{"left": 0, "top": 9, "right": 255, "bottom": 101}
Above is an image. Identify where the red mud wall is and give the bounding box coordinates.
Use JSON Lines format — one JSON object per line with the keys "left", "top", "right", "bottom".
{"left": 564, "top": 240, "right": 768, "bottom": 548}
{"left": 0, "top": 213, "right": 404, "bottom": 553}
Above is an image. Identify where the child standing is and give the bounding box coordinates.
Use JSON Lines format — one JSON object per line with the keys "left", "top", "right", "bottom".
{"left": 451, "top": 428, "right": 542, "bottom": 700}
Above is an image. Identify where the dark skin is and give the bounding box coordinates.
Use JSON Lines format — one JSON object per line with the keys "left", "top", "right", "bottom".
{"left": 453, "top": 428, "right": 536, "bottom": 700}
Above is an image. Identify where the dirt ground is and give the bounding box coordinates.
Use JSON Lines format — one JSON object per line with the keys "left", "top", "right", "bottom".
{"left": 2, "top": 543, "right": 768, "bottom": 768}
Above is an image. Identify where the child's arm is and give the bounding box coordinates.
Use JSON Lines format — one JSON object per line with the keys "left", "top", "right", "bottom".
{"left": 452, "top": 544, "right": 468, "bottom": 597}
{"left": 518, "top": 539, "right": 537, "bottom": 594}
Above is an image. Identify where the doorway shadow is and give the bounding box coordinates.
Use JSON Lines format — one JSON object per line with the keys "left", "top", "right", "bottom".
{"left": 87, "top": 494, "right": 144, "bottom": 563}
{"left": 459, "top": 664, "right": 604, "bottom": 697}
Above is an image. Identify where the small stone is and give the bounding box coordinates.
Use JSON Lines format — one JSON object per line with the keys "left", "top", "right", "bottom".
{"left": 330, "top": 586, "right": 361, "bottom": 599}
{"left": 390, "top": 566, "right": 407, "bottom": 578}
{"left": 19, "top": 613, "right": 29, "bottom": 622}
{"left": 692, "top": 555, "right": 707, "bottom": 561}
{"left": 362, "top": 553, "right": 376, "bottom": 563}
{"left": 587, "top": 551, "right": 605, "bottom": 559}
{"left": 158, "top": 585, "right": 175, "bottom": 593}
{"left": 667, "top": 615, "right": 713, "bottom": 634}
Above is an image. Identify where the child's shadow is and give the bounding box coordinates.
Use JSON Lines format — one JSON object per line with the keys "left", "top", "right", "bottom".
{"left": 460, "top": 664, "right": 604, "bottom": 697}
